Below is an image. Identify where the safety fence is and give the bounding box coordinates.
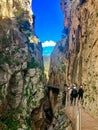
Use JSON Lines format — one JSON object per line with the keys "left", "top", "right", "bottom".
{"left": 65, "top": 92, "right": 82, "bottom": 130}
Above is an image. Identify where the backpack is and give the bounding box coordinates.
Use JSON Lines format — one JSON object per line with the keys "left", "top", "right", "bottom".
{"left": 72, "top": 89, "right": 77, "bottom": 96}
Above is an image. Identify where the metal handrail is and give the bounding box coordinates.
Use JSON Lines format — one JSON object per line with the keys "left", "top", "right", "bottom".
{"left": 65, "top": 92, "right": 82, "bottom": 130}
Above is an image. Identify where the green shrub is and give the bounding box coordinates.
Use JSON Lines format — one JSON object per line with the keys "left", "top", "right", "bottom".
{"left": 0, "top": 109, "right": 21, "bottom": 130}
{"left": 27, "top": 59, "right": 41, "bottom": 69}
{"left": 14, "top": 47, "right": 20, "bottom": 53}
{"left": 39, "top": 75, "right": 43, "bottom": 81}
{"left": 25, "top": 117, "right": 31, "bottom": 128}
{"left": 27, "top": 98, "right": 32, "bottom": 105}
{"left": 24, "top": 86, "right": 29, "bottom": 97}
{"left": 0, "top": 52, "right": 12, "bottom": 65}
{"left": 14, "top": 60, "right": 20, "bottom": 66}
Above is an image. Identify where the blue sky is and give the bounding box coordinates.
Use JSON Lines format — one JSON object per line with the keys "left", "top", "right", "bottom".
{"left": 32, "top": 0, "right": 63, "bottom": 55}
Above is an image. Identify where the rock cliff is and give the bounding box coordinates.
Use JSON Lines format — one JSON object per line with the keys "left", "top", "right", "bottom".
{"left": 0, "top": 0, "right": 45, "bottom": 129}
{"left": 43, "top": 56, "right": 50, "bottom": 80}
{"left": 49, "top": 0, "right": 98, "bottom": 119}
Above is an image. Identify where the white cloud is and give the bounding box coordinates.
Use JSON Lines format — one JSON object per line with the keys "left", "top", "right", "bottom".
{"left": 42, "top": 40, "right": 56, "bottom": 47}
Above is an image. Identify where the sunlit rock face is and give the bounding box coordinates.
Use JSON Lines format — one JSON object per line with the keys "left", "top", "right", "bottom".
{"left": 49, "top": 39, "right": 69, "bottom": 88}
{"left": 49, "top": 0, "right": 98, "bottom": 119}
{"left": 0, "top": 0, "right": 44, "bottom": 129}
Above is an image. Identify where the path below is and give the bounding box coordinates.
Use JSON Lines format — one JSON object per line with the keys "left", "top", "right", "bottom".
{"left": 65, "top": 105, "right": 98, "bottom": 130}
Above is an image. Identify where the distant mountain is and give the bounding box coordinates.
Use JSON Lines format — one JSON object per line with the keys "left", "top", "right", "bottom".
{"left": 43, "top": 56, "right": 50, "bottom": 79}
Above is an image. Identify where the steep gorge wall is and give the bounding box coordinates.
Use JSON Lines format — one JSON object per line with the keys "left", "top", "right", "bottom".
{"left": 0, "top": 0, "right": 45, "bottom": 129}
{"left": 49, "top": 0, "right": 98, "bottom": 119}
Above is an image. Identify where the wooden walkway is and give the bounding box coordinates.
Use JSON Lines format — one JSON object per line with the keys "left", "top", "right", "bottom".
{"left": 65, "top": 105, "right": 98, "bottom": 130}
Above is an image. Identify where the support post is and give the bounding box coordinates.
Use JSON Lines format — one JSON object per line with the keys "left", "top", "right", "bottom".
{"left": 79, "top": 103, "right": 82, "bottom": 130}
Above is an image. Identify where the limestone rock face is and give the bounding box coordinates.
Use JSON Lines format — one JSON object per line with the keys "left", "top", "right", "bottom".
{"left": 49, "top": 0, "right": 98, "bottom": 119}
{"left": 43, "top": 56, "right": 50, "bottom": 80}
{"left": 49, "top": 39, "right": 69, "bottom": 88}
{"left": 0, "top": 0, "right": 44, "bottom": 129}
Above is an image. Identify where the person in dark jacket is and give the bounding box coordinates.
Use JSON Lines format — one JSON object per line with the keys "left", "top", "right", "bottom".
{"left": 70, "top": 86, "right": 78, "bottom": 105}
{"left": 78, "top": 86, "right": 84, "bottom": 102}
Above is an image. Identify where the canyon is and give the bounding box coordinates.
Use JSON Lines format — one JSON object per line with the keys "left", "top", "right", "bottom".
{"left": 0, "top": 0, "right": 45, "bottom": 129}
{"left": 0, "top": 0, "right": 98, "bottom": 130}
{"left": 49, "top": 0, "right": 98, "bottom": 120}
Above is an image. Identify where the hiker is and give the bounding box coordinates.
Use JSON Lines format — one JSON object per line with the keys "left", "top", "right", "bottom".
{"left": 70, "top": 86, "right": 78, "bottom": 105}
{"left": 62, "top": 83, "right": 68, "bottom": 106}
{"left": 78, "top": 86, "right": 84, "bottom": 102}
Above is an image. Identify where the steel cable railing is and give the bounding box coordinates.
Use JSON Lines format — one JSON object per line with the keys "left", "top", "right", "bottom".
{"left": 65, "top": 92, "right": 82, "bottom": 130}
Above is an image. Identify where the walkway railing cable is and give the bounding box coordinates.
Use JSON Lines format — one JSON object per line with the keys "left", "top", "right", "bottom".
{"left": 65, "top": 92, "right": 82, "bottom": 130}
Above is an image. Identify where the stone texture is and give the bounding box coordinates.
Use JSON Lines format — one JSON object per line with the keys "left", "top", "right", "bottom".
{"left": 0, "top": 0, "right": 44, "bottom": 129}
{"left": 49, "top": 0, "right": 98, "bottom": 119}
